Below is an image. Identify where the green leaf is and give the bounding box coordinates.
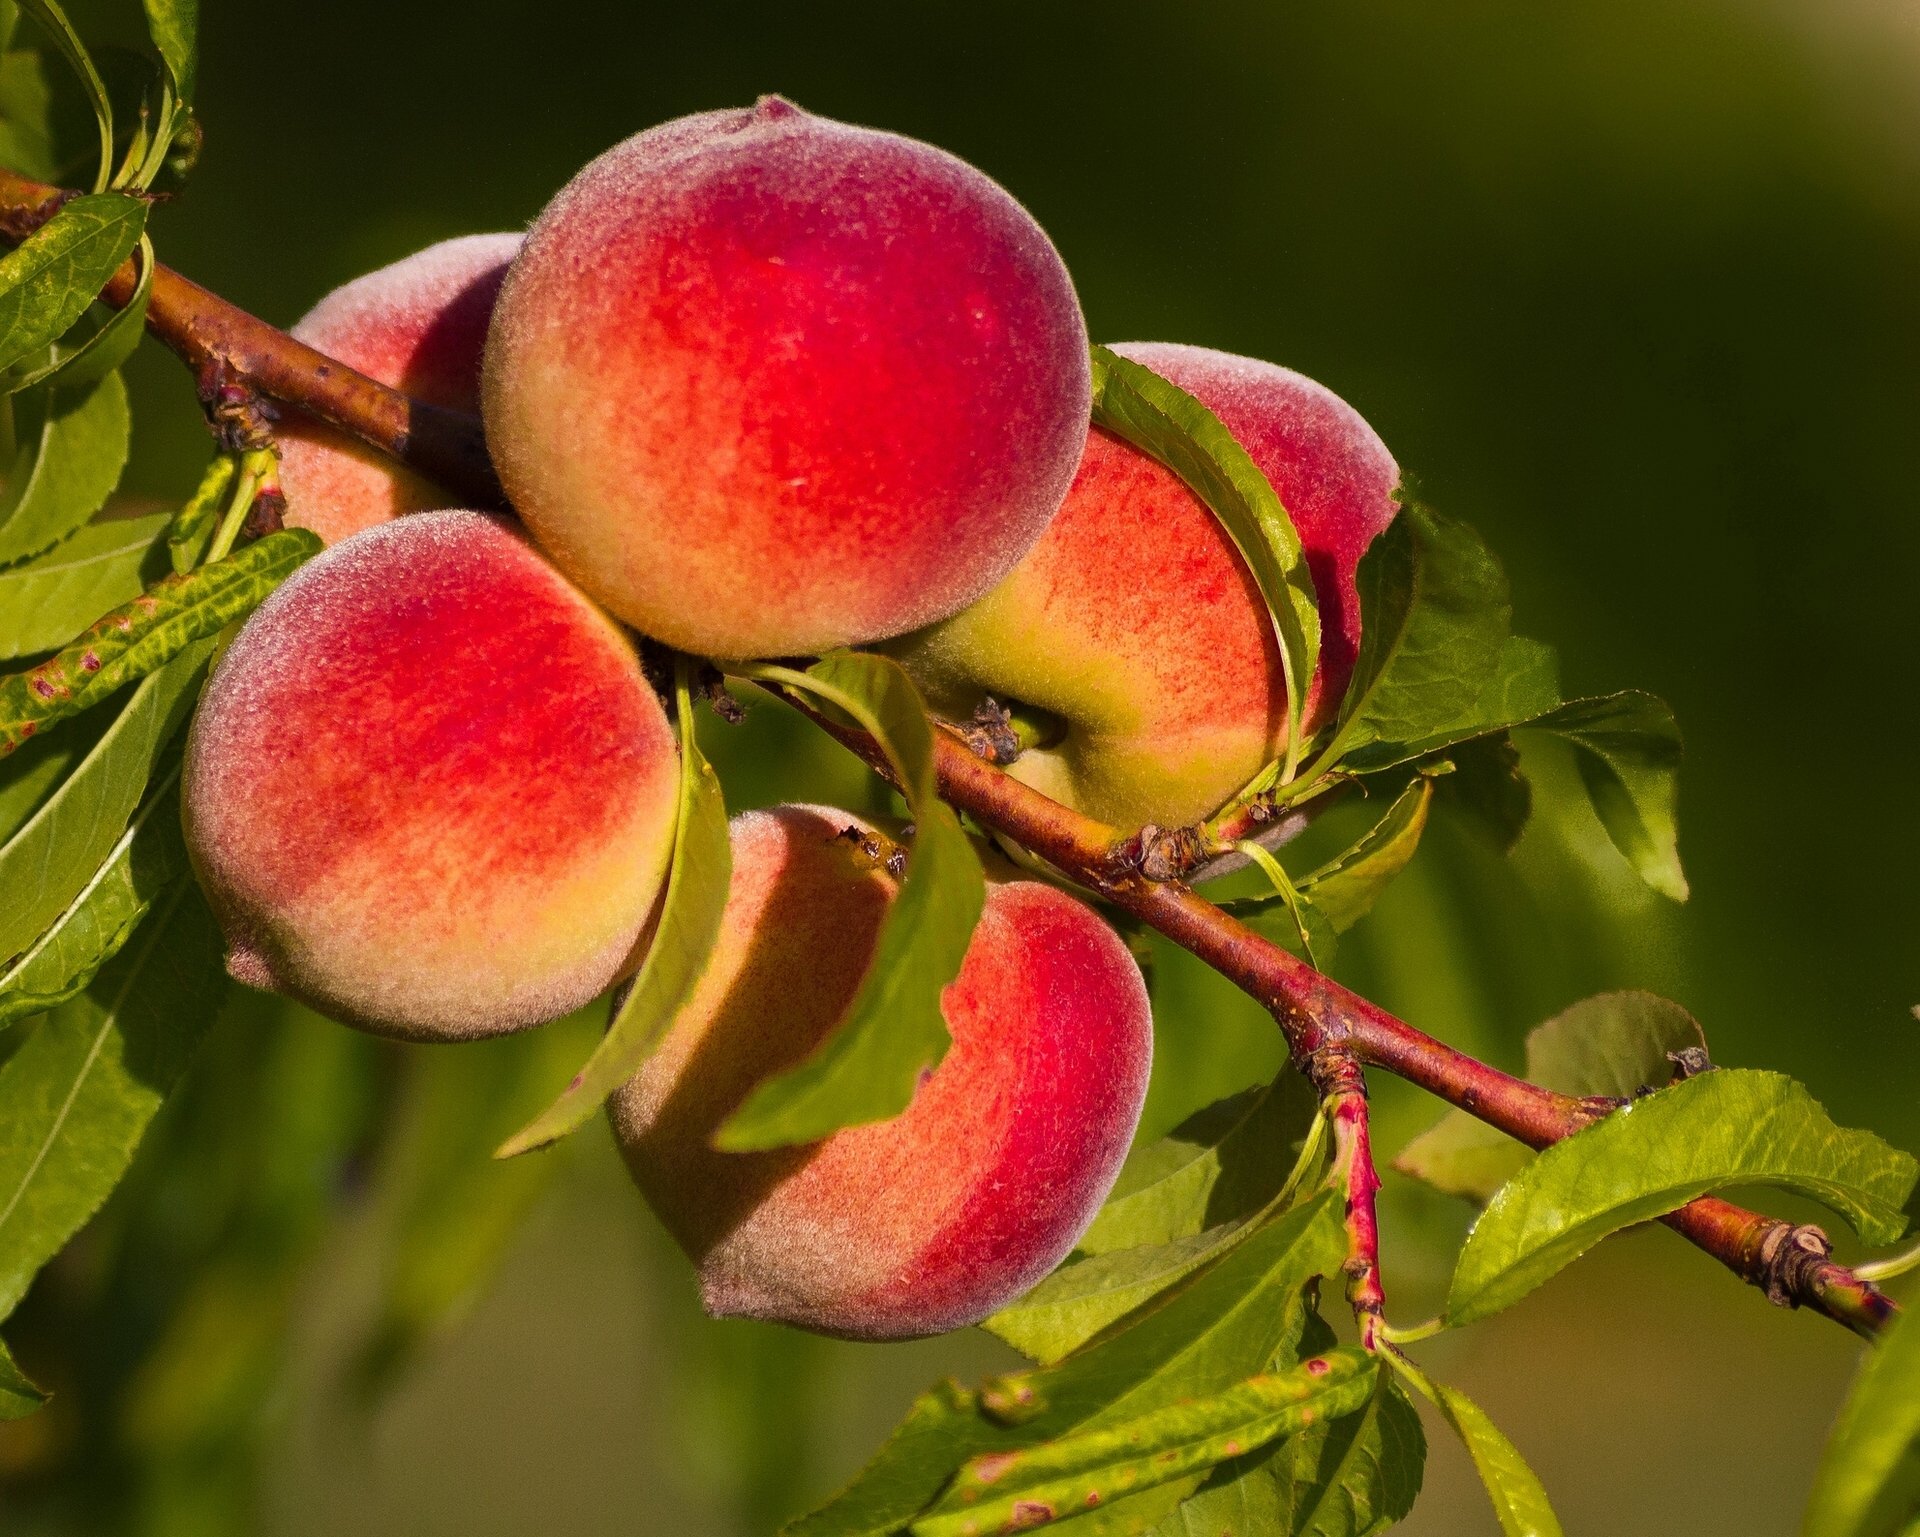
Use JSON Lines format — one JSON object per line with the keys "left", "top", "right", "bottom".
{"left": 0, "top": 510, "right": 168, "bottom": 661}
{"left": 1390, "top": 1355, "right": 1562, "bottom": 1537}
{"left": 0, "top": 755, "right": 183, "bottom": 1026}
{"left": 0, "top": 193, "right": 144, "bottom": 373}
{"left": 1446, "top": 1070, "right": 1918, "bottom": 1327}
{"left": 0, "top": 876, "right": 227, "bottom": 1319}
{"left": 0, "top": 1332, "right": 45, "bottom": 1416}
{"left": 140, "top": 0, "right": 195, "bottom": 105}
{"left": 1532, "top": 691, "right": 1687, "bottom": 901}
{"left": 1089, "top": 344, "right": 1320, "bottom": 780}
{"left": 787, "top": 1194, "right": 1345, "bottom": 1537}
{"left": 1298, "top": 774, "right": 1434, "bottom": 933}
{"left": 354, "top": 1004, "right": 603, "bottom": 1399}
{"left": 716, "top": 654, "right": 985, "bottom": 1151}
{"left": 0, "top": 526, "right": 319, "bottom": 755}
{"left": 1233, "top": 837, "right": 1333, "bottom": 968}
{"left": 1330, "top": 633, "right": 1559, "bottom": 776}
{"left": 497, "top": 664, "right": 729, "bottom": 1157}
{"left": 1439, "top": 733, "right": 1532, "bottom": 850}
{"left": 1, "top": 234, "right": 153, "bottom": 394}
{"left": 1804, "top": 1311, "right": 1920, "bottom": 1537}
{"left": 1317, "top": 500, "right": 1510, "bottom": 774}
{"left": 1081, "top": 1074, "right": 1319, "bottom": 1256}
{"left": 11, "top": 1, "right": 109, "bottom": 189}
{"left": 0, "top": 637, "right": 210, "bottom": 966}
{"left": 0, "top": 370, "right": 129, "bottom": 566}
{"left": 912, "top": 1351, "right": 1378, "bottom": 1537}
{"left": 0, "top": 45, "right": 58, "bottom": 182}
{"left": 1397, "top": 990, "right": 1707, "bottom": 1203}
{"left": 165, "top": 453, "right": 236, "bottom": 573}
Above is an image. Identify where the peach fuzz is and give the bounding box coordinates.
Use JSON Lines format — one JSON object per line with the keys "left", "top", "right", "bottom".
{"left": 482, "top": 96, "right": 1091, "bottom": 660}
{"left": 182, "top": 510, "right": 678, "bottom": 1041}
{"left": 609, "top": 805, "right": 1152, "bottom": 1340}
{"left": 889, "top": 342, "right": 1399, "bottom": 831}
{"left": 278, "top": 233, "right": 521, "bottom": 545}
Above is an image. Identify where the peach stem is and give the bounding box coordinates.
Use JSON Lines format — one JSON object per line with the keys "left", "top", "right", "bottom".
{"left": 0, "top": 165, "right": 1889, "bottom": 1341}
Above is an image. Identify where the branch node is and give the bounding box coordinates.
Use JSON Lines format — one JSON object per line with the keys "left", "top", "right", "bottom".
{"left": 197, "top": 361, "right": 280, "bottom": 454}
{"left": 1110, "top": 822, "right": 1212, "bottom": 883}
{"left": 1757, "top": 1222, "right": 1833, "bottom": 1310}
{"left": 952, "top": 697, "right": 1022, "bottom": 765}
{"left": 1667, "top": 1046, "right": 1715, "bottom": 1082}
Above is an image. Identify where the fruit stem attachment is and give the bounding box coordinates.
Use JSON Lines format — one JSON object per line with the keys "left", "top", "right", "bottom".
{"left": 1, "top": 168, "right": 1890, "bottom": 1340}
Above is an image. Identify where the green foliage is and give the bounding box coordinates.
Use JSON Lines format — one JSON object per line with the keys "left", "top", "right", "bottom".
{"left": 1388, "top": 1352, "right": 1561, "bottom": 1537}
{"left": 0, "top": 369, "right": 128, "bottom": 566}
{"left": 716, "top": 653, "right": 986, "bottom": 1151}
{"left": 0, "top": 508, "right": 167, "bottom": 659}
{"left": 1445, "top": 1070, "right": 1918, "bottom": 1326}
{"left": 498, "top": 664, "right": 731, "bottom": 1157}
{"left": 0, "top": 526, "right": 319, "bottom": 753}
{"left": 1090, "top": 343, "right": 1320, "bottom": 779}
{"left": 0, "top": 1332, "right": 45, "bottom": 1416}
{"left": 1397, "top": 990, "right": 1707, "bottom": 1202}
{"left": 1804, "top": 1311, "right": 1920, "bottom": 1537}
{"left": 0, "top": 193, "right": 143, "bottom": 371}
{"left": 0, "top": 756, "right": 184, "bottom": 1026}
{"left": 0, "top": 877, "right": 226, "bottom": 1319}
{"left": 140, "top": 0, "right": 196, "bottom": 107}
{"left": 1, "top": 233, "right": 153, "bottom": 393}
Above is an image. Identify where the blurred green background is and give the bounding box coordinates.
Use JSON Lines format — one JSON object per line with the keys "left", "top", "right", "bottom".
{"left": 5, "top": 1, "right": 1919, "bottom": 1533}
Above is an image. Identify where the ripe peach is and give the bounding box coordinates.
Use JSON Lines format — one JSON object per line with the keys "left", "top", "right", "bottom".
{"left": 609, "top": 805, "right": 1152, "bottom": 1340}
{"left": 482, "top": 96, "right": 1091, "bottom": 660}
{"left": 279, "top": 233, "right": 521, "bottom": 545}
{"left": 182, "top": 511, "right": 678, "bottom": 1041}
{"left": 890, "top": 342, "right": 1399, "bottom": 830}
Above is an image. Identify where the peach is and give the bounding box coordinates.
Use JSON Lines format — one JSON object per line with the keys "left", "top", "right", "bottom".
{"left": 482, "top": 96, "right": 1091, "bottom": 660}
{"left": 279, "top": 233, "right": 521, "bottom": 545}
{"left": 182, "top": 511, "right": 678, "bottom": 1041}
{"left": 889, "top": 342, "right": 1399, "bottom": 830}
{"left": 609, "top": 805, "right": 1152, "bottom": 1340}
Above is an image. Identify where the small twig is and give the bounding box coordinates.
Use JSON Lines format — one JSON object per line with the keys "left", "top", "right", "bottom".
{"left": 1307, "top": 1045, "right": 1386, "bottom": 1349}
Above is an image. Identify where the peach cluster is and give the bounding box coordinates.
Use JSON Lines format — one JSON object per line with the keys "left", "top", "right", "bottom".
{"left": 182, "top": 97, "right": 1400, "bottom": 1339}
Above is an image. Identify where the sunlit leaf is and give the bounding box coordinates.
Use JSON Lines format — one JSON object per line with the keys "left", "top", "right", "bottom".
{"left": 0, "top": 510, "right": 168, "bottom": 660}
{"left": 1446, "top": 1070, "right": 1918, "bottom": 1326}
{"left": 0, "top": 638, "right": 210, "bottom": 965}
{"left": 1233, "top": 837, "right": 1333, "bottom": 967}
{"left": 165, "top": 453, "right": 236, "bottom": 573}
{"left": 911, "top": 1351, "right": 1377, "bottom": 1537}
{"left": 0, "top": 755, "right": 183, "bottom": 1027}
{"left": 1, "top": 233, "right": 153, "bottom": 394}
{"left": 1397, "top": 990, "right": 1706, "bottom": 1202}
{"left": 0, "top": 370, "right": 128, "bottom": 566}
{"left": 1391, "top": 1354, "right": 1562, "bottom": 1537}
{"left": 1804, "top": 1311, "right": 1920, "bottom": 1537}
{"left": 1299, "top": 774, "right": 1433, "bottom": 933}
{"left": 0, "top": 526, "right": 318, "bottom": 755}
{"left": 0, "top": 193, "right": 143, "bottom": 372}
{"left": 1089, "top": 344, "right": 1320, "bottom": 779}
{"left": 140, "top": 0, "right": 196, "bottom": 105}
{"left": 717, "top": 653, "right": 984, "bottom": 1151}
{"left": 498, "top": 665, "right": 729, "bottom": 1157}
{"left": 0, "top": 876, "right": 227, "bottom": 1318}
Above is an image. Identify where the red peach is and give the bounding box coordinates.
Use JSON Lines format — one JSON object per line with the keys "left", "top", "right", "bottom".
{"left": 482, "top": 96, "right": 1091, "bottom": 660}
{"left": 609, "top": 805, "right": 1152, "bottom": 1340}
{"left": 890, "top": 343, "right": 1399, "bottom": 830}
{"left": 182, "top": 511, "right": 678, "bottom": 1040}
{"left": 279, "top": 234, "right": 521, "bottom": 545}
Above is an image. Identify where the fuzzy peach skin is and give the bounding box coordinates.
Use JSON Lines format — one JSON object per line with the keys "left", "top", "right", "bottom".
{"left": 888, "top": 342, "right": 1400, "bottom": 831}
{"left": 279, "top": 233, "right": 521, "bottom": 545}
{"left": 182, "top": 510, "right": 678, "bottom": 1041}
{"left": 483, "top": 96, "right": 1091, "bottom": 660}
{"left": 609, "top": 805, "right": 1152, "bottom": 1341}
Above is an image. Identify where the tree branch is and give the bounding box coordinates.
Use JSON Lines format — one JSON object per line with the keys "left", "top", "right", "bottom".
{"left": 1, "top": 164, "right": 1890, "bottom": 1340}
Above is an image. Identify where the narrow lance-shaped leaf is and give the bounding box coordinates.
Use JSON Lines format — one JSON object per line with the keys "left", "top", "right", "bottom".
{"left": 913, "top": 1350, "right": 1378, "bottom": 1537}
{"left": 0, "top": 369, "right": 129, "bottom": 566}
{"left": 1446, "top": 1069, "right": 1918, "bottom": 1327}
{"left": 141, "top": 0, "right": 197, "bottom": 105}
{"left": 0, "top": 1333, "right": 45, "bottom": 1417}
{"left": 0, "top": 877, "right": 228, "bottom": 1318}
{"left": 1389, "top": 1353, "right": 1562, "bottom": 1537}
{"left": 0, "top": 510, "right": 169, "bottom": 662}
{"left": 1235, "top": 837, "right": 1331, "bottom": 967}
{"left": 0, "top": 757, "right": 185, "bottom": 1027}
{"left": 1803, "top": 1310, "right": 1920, "bottom": 1537}
{"left": 0, "top": 193, "right": 144, "bottom": 371}
{"left": 716, "top": 652, "right": 985, "bottom": 1151}
{"left": 166, "top": 453, "right": 238, "bottom": 573}
{"left": 789, "top": 1193, "right": 1345, "bottom": 1537}
{"left": 1398, "top": 990, "right": 1707, "bottom": 1203}
{"left": 0, "top": 638, "right": 210, "bottom": 964}
{"left": 1090, "top": 344, "right": 1320, "bottom": 780}
{"left": 1, "top": 234, "right": 154, "bottom": 395}
{"left": 0, "top": 527, "right": 320, "bottom": 755}
{"left": 1298, "top": 772, "right": 1434, "bottom": 932}
{"left": 497, "top": 664, "right": 731, "bottom": 1157}
{"left": 13, "top": 1, "right": 112, "bottom": 188}
{"left": 1313, "top": 499, "right": 1511, "bottom": 777}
